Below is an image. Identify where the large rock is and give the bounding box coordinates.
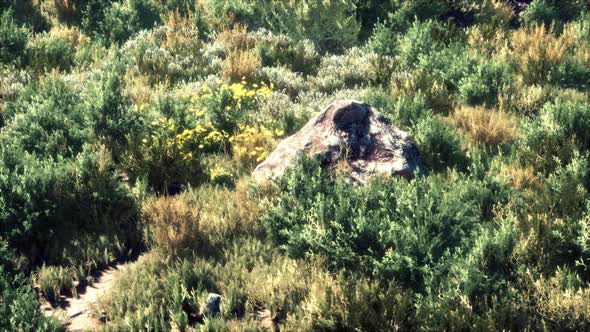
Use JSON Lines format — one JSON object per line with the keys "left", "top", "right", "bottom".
{"left": 252, "top": 100, "right": 425, "bottom": 183}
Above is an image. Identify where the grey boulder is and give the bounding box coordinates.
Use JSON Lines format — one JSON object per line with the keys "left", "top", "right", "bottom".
{"left": 252, "top": 100, "right": 425, "bottom": 183}
{"left": 206, "top": 293, "right": 221, "bottom": 317}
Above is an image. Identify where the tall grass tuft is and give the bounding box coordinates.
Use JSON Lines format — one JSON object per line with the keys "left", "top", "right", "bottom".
{"left": 142, "top": 196, "right": 201, "bottom": 256}
{"left": 451, "top": 105, "right": 519, "bottom": 146}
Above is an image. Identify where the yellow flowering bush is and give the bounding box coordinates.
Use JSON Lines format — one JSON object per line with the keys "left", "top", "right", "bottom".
{"left": 179, "top": 80, "right": 273, "bottom": 136}
{"left": 131, "top": 80, "right": 276, "bottom": 189}
{"left": 209, "top": 166, "right": 235, "bottom": 188}
{"left": 142, "top": 117, "right": 226, "bottom": 161}
{"left": 132, "top": 115, "right": 224, "bottom": 192}
{"left": 230, "top": 124, "right": 284, "bottom": 169}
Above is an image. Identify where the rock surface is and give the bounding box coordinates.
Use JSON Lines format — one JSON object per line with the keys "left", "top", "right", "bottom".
{"left": 206, "top": 293, "right": 222, "bottom": 317}
{"left": 252, "top": 100, "right": 424, "bottom": 183}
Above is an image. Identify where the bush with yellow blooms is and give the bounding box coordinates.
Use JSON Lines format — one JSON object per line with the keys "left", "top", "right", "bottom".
{"left": 230, "top": 124, "right": 284, "bottom": 170}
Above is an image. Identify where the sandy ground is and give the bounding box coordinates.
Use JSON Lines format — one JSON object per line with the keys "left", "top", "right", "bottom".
{"left": 40, "top": 261, "right": 131, "bottom": 332}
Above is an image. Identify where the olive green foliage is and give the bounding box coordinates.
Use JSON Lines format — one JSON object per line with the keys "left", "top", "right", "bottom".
{"left": 0, "top": 242, "right": 63, "bottom": 331}
{"left": 264, "top": 157, "right": 507, "bottom": 286}
{"left": 0, "top": 10, "right": 28, "bottom": 64}
{"left": 521, "top": 0, "right": 586, "bottom": 29}
{"left": 4, "top": 0, "right": 590, "bottom": 330}
{"left": 26, "top": 32, "right": 75, "bottom": 72}
{"left": 414, "top": 117, "right": 469, "bottom": 172}
{"left": 0, "top": 64, "right": 142, "bottom": 272}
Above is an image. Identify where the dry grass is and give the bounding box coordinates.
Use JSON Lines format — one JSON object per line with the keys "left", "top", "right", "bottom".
{"left": 489, "top": 0, "right": 514, "bottom": 27}
{"left": 511, "top": 25, "right": 576, "bottom": 84}
{"left": 142, "top": 196, "right": 200, "bottom": 256}
{"left": 499, "top": 81, "right": 550, "bottom": 115}
{"left": 496, "top": 162, "right": 540, "bottom": 190}
{"left": 188, "top": 179, "right": 275, "bottom": 245}
{"left": 391, "top": 70, "right": 453, "bottom": 113}
{"left": 222, "top": 49, "right": 259, "bottom": 83}
{"left": 34, "top": 265, "right": 77, "bottom": 302}
{"left": 40, "top": 0, "right": 79, "bottom": 23}
{"left": 162, "top": 11, "right": 200, "bottom": 51}
{"left": 123, "top": 69, "right": 157, "bottom": 105}
{"left": 49, "top": 25, "right": 89, "bottom": 47}
{"left": 526, "top": 269, "right": 590, "bottom": 328}
{"left": 219, "top": 24, "right": 259, "bottom": 82}
{"left": 451, "top": 105, "right": 519, "bottom": 145}
{"left": 218, "top": 23, "right": 253, "bottom": 51}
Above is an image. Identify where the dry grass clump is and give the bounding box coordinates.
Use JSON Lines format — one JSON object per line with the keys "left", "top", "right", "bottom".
{"left": 162, "top": 11, "right": 200, "bottom": 51}
{"left": 391, "top": 70, "right": 453, "bottom": 113}
{"left": 526, "top": 269, "right": 590, "bottom": 330}
{"left": 495, "top": 162, "right": 540, "bottom": 190}
{"left": 511, "top": 25, "right": 576, "bottom": 84}
{"left": 188, "top": 179, "right": 275, "bottom": 246}
{"left": 451, "top": 105, "right": 519, "bottom": 145}
{"left": 40, "top": 0, "right": 79, "bottom": 23}
{"left": 219, "top": 24, "right": 259, "bottom": 82}
{"left": 499, "top": 82, "right": 550, "bottom": 115}
{"left": 123, "top": 69, "right": 156, "bottom": 105}
{"left": 142, "top": 196, "right": 200, "bottom": 256}
{"left": 49, "top": 25, "right": 89, "bottom": 47}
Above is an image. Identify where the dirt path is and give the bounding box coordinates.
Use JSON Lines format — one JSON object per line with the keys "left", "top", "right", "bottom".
{"left": 40, "top": 260, "right": 134, "bottom": 332}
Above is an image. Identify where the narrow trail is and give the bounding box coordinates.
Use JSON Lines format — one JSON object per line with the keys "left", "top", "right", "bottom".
{"left": 40, "top": 257, "right": 141, "bottom": 332}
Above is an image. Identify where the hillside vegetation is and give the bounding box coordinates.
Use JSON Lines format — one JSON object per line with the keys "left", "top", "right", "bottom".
{"left": 2, "top": 0, "right": 590, "bottom": 330}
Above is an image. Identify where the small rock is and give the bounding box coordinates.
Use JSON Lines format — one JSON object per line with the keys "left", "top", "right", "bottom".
{"left": 69, "top": 310, "right": 83, "bottom": 318}
{"left": 206, "top": 293, "right": 221, "bottom": 317}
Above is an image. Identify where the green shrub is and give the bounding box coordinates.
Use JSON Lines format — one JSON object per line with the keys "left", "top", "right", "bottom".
{"left": 0, "top": 240, "right": 64, "bottom": 331}
{"left": 311, "top": 47, "right": 382, "bottom": 94}
{"left": 97, "top": 0, "right": 162, "bottom": 45}
{"left": 367, "top": 1, "right": 454, "bottom": 58}
{"left": 26, "top": 32, "right": 76, "bottom": 72}
{"left": 518, "top": 99, "right": 590, "bottom": 173}
{"left": 544, "top": 152, "right": 589, "bottom": 219}
{"left": 200, "top": 0, "right": 360, "bottom": 52}
{"left": 414, "top": 117, "right": 469, "bottom": 172}
{"left": 520, "top": 0, "right": 585, "bottom": 29}
{"left": 0, "top": 10, "right": 28, "bottom": 65}
{"left": 391, "top": 1, "right": 449, "bottom": 32}
{"left": 197, "top": 0, "right": 259, "bottom": 29}
{"left": 81, "top": 58, "right": 141, "bottom": 159}
{"left": 550, "top": 58, "right": 590, "bottom": 90}
{"left": 122, "top": 15, "right": 206, "bottom": 84}
{"left": 255, "top": 30, "right": 320, "bottom": 75}
{"left": 264, "top": 157, "right": 505, "bottom": 289}
{"left": 5, "top": 62, "right": 136, "bottom": 159}
{"left": 256, "top": 66, "right": 305, "bottom": 98}
{"left": 416, "top": 43, "right": 479, "bottom": 92}
{"left": 80, "top": 0, "right": 116, "bottom": 38}
{"left": 0, "top": 72, "right": 142, "bottom": 267}
{"left": 364, "top": 90, "right": 432, "bottom": 129}
{"left": 34, "top": 265, "right": 76, "bottom": 302}
{"left": 459, "top": 61, "right": 513, "bottom": 107}
{"left": 261, "top": 0, "right": 361, "bottom": 53}
{"left": 354, "top": 0, "right": 395, "bottom": 40}
{"left": 3, "top": 77, "right": 88, "bottom": 158}
{"left": 397, "top": 19, "right": 452, "bottom": 70}
{"left": 0, "top": 145, "right": 141, "bottom": 267}
{"left": 367, "top": 20, "right": 399, "bottom": 57}
{"left": 0, "top": 64, "right": 30, "bottom": 102}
